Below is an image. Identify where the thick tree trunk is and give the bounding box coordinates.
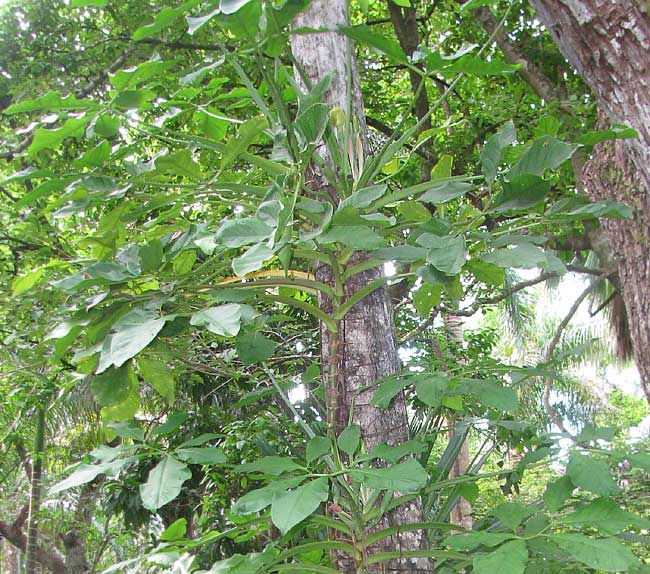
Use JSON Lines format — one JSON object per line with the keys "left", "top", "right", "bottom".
{"left": 529, "top": 0, "right": 650, "bottom": 400}
{"left": 291, "top": 2, "right": 428, "bottom": 572}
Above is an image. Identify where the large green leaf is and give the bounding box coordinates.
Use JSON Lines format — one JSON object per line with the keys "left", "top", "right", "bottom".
{"left": 235, "top": 331, "right": 277, "bottom": 365}
{"left": 216, "top": 218, "right": 273, "bottom": 248}
{"left": 418, "top": 180, "right": 474, "bottom": 204}
{"left": 91, "top": 364, "right": 134, "bottom": 406}
{"left": 370, "top": 377, "right": 411, "bottom": 409}
{"left": 97, "top": 309, "right": 167, "bottom": 373}
{"left": 306, "top": 436, "right": 331, "bottom": 463}
{"left": 132, "top": 0, "right": 201, "bottom": 40}
{"left": 155, "top": 149, "right": 204, "bottom": 180}
{"left": 175, "top": 447, "right": 227, "bottom": 465}
{"left": 473, "top": 539, "right": 528, "bottom": 574}
{"left": 543, "top": 475, "right": 574, "bottom": 512}
{"left": 231, "top": 477, "right": 304, "bottom": 515}
{"left": 232, "top": 243, "right": 273, "bottom": 276}
{"left": 509, "top": 136, "right": 578, "bottom": 178}
{"left": 560, "top": 497, "right": 650, "bottom": 533}
{"left": 337, "top": 425, "right": 361, "bottom": 457}
{"left": 551, "top": 533, "right": 639, "bottom": 572}
{"left": 493, "top": 174, "right": 551, "bottom": 212}
{"left": 415, "top": 375, "right": 449, "bottom": 408}
{"left": 481, "top": 121, "right": 516, "bottom": 183}
{"left": 371, "top": 246, "right": 427, "bottom": 262}
{"left": 139, "top": 358, "right": 175, "bottom": 404}
{"left": 235, "top": 456, "right": 303, "bottom": 475}
{"left": 338, "top": 25, "right": 406, "bottom": 63}
{"left": 140, "top": 456, "right": 192, "bottom": 511}
{"left": 481, "top": 243, "right": 548, "bottom": 270}
{"left": 222, "top": 116, "right": 269, "bottom": 169}
{"left": 349, "top": 458, "right": 427, "bottom": 492}
{"left": 417, "top": 234, "right": 466, "bottom": 276}
{"left": 5, "top": 91, "right": 96, "bottom": 114}
{"left": 271, "top": 477, "right": 329, "bottom": 534}
{"left": 566, "top": 453, "right": 620, "bottom": 496}
{"left": 491, "top": 502, "right": 536, "bottom": 530}
{"left": 28, "top": 116, "right": 91, "bottom": 155}
{"left": 190, "top": 304, "right": 242, "bottom": 336}
{"left": 318, "top": 225, "right": 385, "bottom": 249}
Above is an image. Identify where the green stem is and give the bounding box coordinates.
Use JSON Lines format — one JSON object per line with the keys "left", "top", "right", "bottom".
{"left": 25, "top": 407, "right": 46, "bottom": 574}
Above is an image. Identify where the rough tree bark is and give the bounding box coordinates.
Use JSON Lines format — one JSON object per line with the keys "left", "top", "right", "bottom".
{"left": 529, "top": 0, "right": 650, "bottom": 401}
{"left": 290, "top": 2, "right": 428, "bottom": 572}
{"left": 25, "top": 409, "right": 46, "bottom": 574}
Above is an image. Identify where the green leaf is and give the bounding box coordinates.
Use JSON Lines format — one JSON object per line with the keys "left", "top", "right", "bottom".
{"left": 235, "top": 331, "right": 277, "bottom": 365}
{"left": 175, "top": 447, "right": 227, "bottom": 465}
{"left": 491, "top": 502, "right": 536, "bottom": 530}
{"left": 430, "top": 154, "right": 453, "bottom": 180}
{"left": 543, "top": 475, "right": 574, "bottom": 512}
{"left": 231, "top": 477, "right": 304, "bottom": 515}
{"left": 93, "top": 114, "right": 120, "bottom": 138}
{"left": 140, "top": 456, "right": 192, "bottom": 511}
{"left": 12, "top": 268, "right": 44, "bottom": 296}
{"left": 417, "top": 234, "right": 466, "bottom": 276}
{"left": 180, "top": 433, "right": 223, "bottom": 447}
{"left": 470, "top": 380, "right": 518, "bottom": 411}
{"left": 361, "top": 440, "right": 427, "bottom": 463}
{"left": 132, "top": 0, "right": 201, "bottom": 40}
{"left": 444, "top": 532, "right": 514, "bottom": 551}
{"left": 566, "top": 452, "right": 620, "bottom": 496}
{"left": 271, "top": 477, "right": 329, "bottom": 534}
{"left": 49, "top": 461, "right": 122, "bottom": 494}
{"left": 466, "top": 260, "right": 505, "bottom": 286}
{"left": 216, "top": 218, "right": 274, "bottom": 248}
{"left": 4, "top": 91, "right": 96, "bottom": 114}
{"left": 577, "top": 124, "right": 638, "bottom": 146}
{"left": 349, "top": 458, "right": 427, "bottom": 492}
{"left": 160, "top": 518, "right": 187, "bottom": 541}
{"left": 482, "top": 243, "right": 548, "bottom": 270}
{"left": 338, "top": 25, "right": 406, "bottom": 63}
{"left": 370, "top": 246, "right": 427, "bottom": 262}
{"left": 339, "top": 184, "right": 387, "bottom": 210}
{"left": 318, "top": 225, "right": 385, "bottom": 249}
{"left": 560, "top": 498, "right": 650, "bottom": 534}
{"left": 151, "top": 412, "right": 188, "bottom": 436}
{"left": 155, "top": 149, "right": 204, "bottom": 179}
{"left": 232, "top": 243, "right": 273, "bottom": 276}
{"left": 296, "top": 103, "right": 329, "bottom": 148}
{"left": 413, "top": 283, "right": 443, "bottom": 318}
{"left": 140, "top": 239, "right": 164, "bottom": 273}
{"left": 139, "top": 358, "right": 175, "bottom": 404}
{"left": 306, "top": 436, "right": 331, "bottom": 463}
{"left": 107, "top": 421, "right": 145, "bottom": 441}
{"left": 91, "top": 365, "right": 134, "bottom": 406}
{"left": 567, "top": 200, "right": 632, "bottom": 219}
{"left": 235, "top": 456, "right": 303, "bottom": 475}
{"left": 74, "top": 140, "right": 111, "bottom": 168}
{"left": 190, "top": 304, "right": 242, "bottom": 336}
{"left": 415, "top": 375, "right": 449, "bottom": 408}
{"left": 418, "top": 180, "right": 474, "bottom": 204}
{"left": 493, "top": 174, "right": 551, "bottom": 212}
{"left": 473, "top": 539, "right": 528, "bottom": 574}
{"left": 222, "top": 116, "right": 269, "bottom": 169}
{"left": 551, "top": 533, "right": 639, "bottom": 572}
{"left": 509, "top": 136, "right": 578, "bottom": 178}
{"left": 97, "top": 309, "right": 167, "bottom": 373}
{"left": 337, "top": 425, "right": 361, "bottom": 457}
{"left": 110, "top": 60, "right": 175, "bottom": 91}
{"left": 28, "top": 116, "right": 91, "bottom": 155}
{"left": 371, "top": 378, "right": 410, "bottom": 409}
{"left": 481, "top": 121, "right": 516, "bottom": 183}
{"left": 629, "top": 452, "right": 650, "bottom": 471}
{"left": 172, "top": 251, "right": 197, "bottom": 275}
{"left": 100, "top": 378, "right": 139, "bottom": 422}
{"left": 113, "top": 89, "right": 156, "bottom": 110}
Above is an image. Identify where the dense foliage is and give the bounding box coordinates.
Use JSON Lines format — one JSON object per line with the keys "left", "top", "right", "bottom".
{"left": 0, "top": 1, "right": 648, "bottom": 574}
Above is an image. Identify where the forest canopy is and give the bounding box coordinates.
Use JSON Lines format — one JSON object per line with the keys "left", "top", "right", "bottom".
{"left": 0, "top": 1, "right": 649, "bottom": 574}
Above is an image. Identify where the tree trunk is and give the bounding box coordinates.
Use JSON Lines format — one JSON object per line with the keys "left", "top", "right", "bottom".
{"left": 529, "top": 0, "right": 650, "bottom": 401}
{"left": 291, "top": 2, "right": 428, "bottom": 572}
{"left": 25, "top": 409, "right": 45, "bottom": 574}
{"left": 443, "top": 314, "right": 472, "bottom": 530}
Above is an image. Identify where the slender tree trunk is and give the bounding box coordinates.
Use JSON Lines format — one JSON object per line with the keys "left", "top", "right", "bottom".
{"left": 443, "top": 314, "right": 472, "bottom": 530}
{"left": 291, "top": 2, "right": 428, "bottom": 572}
{"left": 529, "top": 0, "right": 650, "bottom": 401}
{"left": 25, "top": 409, "right": 45, "bottom": 574}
